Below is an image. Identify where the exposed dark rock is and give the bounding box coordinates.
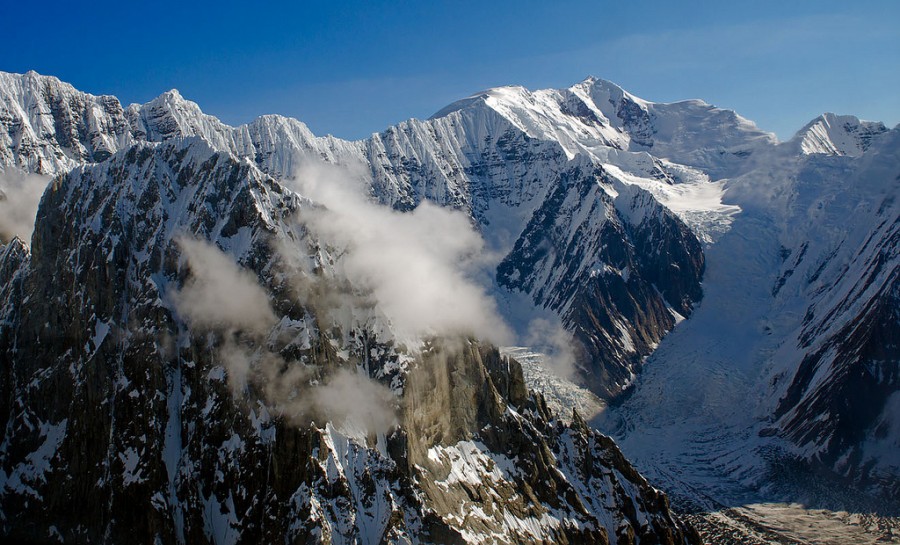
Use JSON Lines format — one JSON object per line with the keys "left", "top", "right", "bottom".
{"left": 498, "top": 167, "right": 704, "bottom": 399}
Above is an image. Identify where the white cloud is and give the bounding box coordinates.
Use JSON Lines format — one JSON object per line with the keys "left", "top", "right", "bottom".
{"left": 170, "top": 236, "right": 277, "bottom": 334}
{"left": 308, "top": 368, "right": 396, "bottom": 437}
{"left": 170, "top": 235, "right": 396, "bottom": 435}
{"left": 219, "top": 342, "right": 396, "bottom": 437}
{"left": 0, "top": 171, "right": 50, "bottom": 244}
{"left": 525, "top": 317, "right": 577, "bottom": 381}
{"left": 285, "top": 161, "right": 513, "bottom": 348}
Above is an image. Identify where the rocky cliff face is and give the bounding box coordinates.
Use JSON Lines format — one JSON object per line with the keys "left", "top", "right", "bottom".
{"left": 0, "top": 134, "right": 698, "bottom": 544}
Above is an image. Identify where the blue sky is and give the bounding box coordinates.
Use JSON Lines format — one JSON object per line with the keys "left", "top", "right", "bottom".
{"left": 5, "top": 0, "right": 898, "bottom": 140}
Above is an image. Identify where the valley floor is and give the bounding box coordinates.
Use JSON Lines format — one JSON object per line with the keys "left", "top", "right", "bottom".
{"left": 515, "top": 342, "right": 900, "bottom": 544}
{"left": 687, "top": 504, "right": 900, "bottom": 545}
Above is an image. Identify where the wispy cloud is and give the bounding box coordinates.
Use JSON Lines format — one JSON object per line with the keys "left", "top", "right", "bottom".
{"left": 169, "top": 236, "right": 398, "bottom": 436}
{"left": 170, "top": 236, "right": 277, "bottom": 334}
{"left": 0, "top": 171, "right": 50, "bottom": 244}
{"left": 524, "top": 317, "right": 577, "bottom": 381}
{"left": 284, "top": 161, "right": 513, "bottom": 348}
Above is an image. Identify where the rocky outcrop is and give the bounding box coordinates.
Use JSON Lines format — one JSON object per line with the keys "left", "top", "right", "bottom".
{"left": 498, "top": 166, "right": 704, "bottom": 398}
{"left": 401, "top": 342, "right": 699, "bottom": 544}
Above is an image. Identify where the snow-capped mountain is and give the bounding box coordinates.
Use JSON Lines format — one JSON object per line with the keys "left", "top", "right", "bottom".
{"left": 791, "top": 112, "right": 888, "bottom": 157}
{"left": 425, "top": 78, "right": 899, "bottom": 506}
{"left": 0, "top": 71, "right": 702, "bottom": 544}
{"left": 0, "top": 135, "right": 697, "bottom": 544}
{"left": 0, "top": 69, "right": 897, "bottom": 542}
{"left": 760, "top": 125, "right": 899, "bottom": 497}
{"left": 0, "top": 70, "right": 711, "bottom": 401}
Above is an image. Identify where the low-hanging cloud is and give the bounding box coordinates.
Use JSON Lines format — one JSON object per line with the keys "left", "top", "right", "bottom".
{"left": 285, "top": 162, "right": 513, "bottom": 348}
{"left": 0, "top": 171, "right": 50, "bottom": 244}
{"left": 525, "top": 317, "right": 577, "bottom": 381}
{"left": 170, "top": 236, "right": 277, "bottom": 334}
{"left": 221, "top": 341, "right": 396, "bottom": 437}
{"left": 170, "top": 235, "right": 397, "bottom": 436}
{"left": 309, "top": 369, "right": 396, "bottom": 437}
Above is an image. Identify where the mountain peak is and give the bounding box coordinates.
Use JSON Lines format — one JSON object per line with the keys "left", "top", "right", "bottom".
{"left": 572, "top": 76, "right": 650, "bottom": 108}
{"left": 2, "top": 69, "right": 76, "bottom": 96}
{"left": 144, "top": 88, "right": 196, "bottom": 111}
{"left": 159, "top": 88, "right": 184, "bottom": 101}
{"left": 791, "top": 112, "right": 888, "bottom": 156}
{"left": 21, "top": 69, "right": 56, "bottom": 83}
{"left": 429, "top": 84, "right": 531, "bottom": 120}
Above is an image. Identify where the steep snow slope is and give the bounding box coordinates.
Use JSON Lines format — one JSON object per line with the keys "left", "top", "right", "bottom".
{"left": 0, "top": 70, "right": 359, "bottom": 179}
{"left": 600, "top": 125, "right": 900, "bottom": 509}
{"left": 0, "top": 71, "right": 136, "bottom": 175}
{"left": 435, "top": 77, "right": 776, "bottom": 180}
{"left": 497, "top": 166, "right": 703, "bottom": 397}
{"left": 761, "top": 128, "right": 900, "bottom": 496}
{"left": 790, "top": 113, "right": 888, "bottom": 157}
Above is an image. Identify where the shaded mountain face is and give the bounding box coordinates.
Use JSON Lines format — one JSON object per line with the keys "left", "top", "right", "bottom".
{"left": 759, "top": 129, "right": 900, "bottom": 499}
{"left": 0, "top": 68, "right": 897, "bottom": 539}
{"left": 496, "top": 166, "right": 703, "bottom": 398}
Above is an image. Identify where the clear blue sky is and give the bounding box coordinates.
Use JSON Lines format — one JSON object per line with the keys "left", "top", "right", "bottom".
{"left": 5, "top": 0, "right": 898, "bottom": 141}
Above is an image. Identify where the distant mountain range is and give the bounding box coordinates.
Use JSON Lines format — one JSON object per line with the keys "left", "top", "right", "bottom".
{"left": 0, "top": 69, "right": 896, "bottom": 544}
